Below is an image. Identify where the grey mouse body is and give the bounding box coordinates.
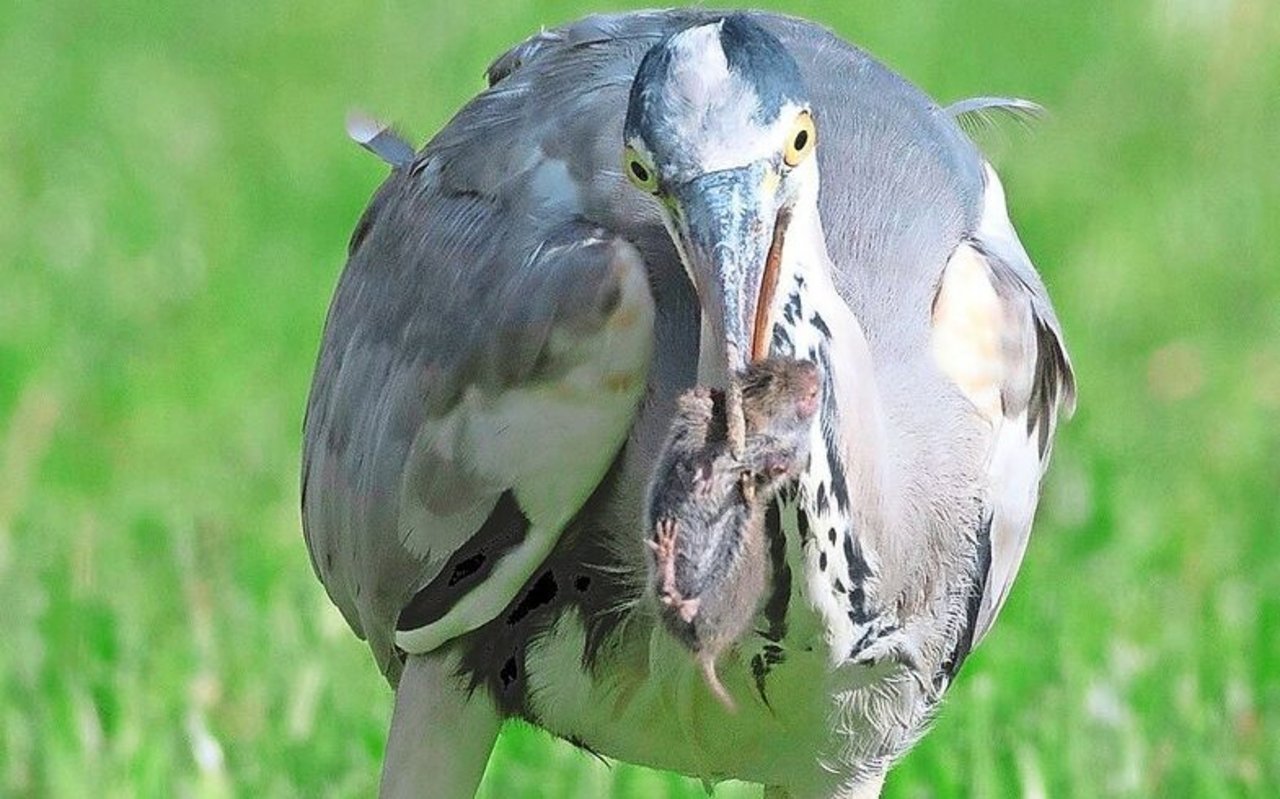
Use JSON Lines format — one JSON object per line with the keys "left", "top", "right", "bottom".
{"left": 645, "top": 358, "right": 820, "bottom": 707}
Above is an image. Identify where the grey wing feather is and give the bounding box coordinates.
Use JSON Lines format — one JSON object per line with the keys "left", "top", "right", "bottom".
{"left": 945, "top": 96, "right": 1045, "bottom": 131}
{"left": 346, "top": 111, "right": 416, "bottom": 168}
{"left": 944, "top": 96, "right": 1046, "bottom": 160}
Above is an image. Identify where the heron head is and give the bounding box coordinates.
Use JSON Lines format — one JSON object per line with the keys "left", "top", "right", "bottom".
{"left": 624, "top": 14, "right": 818, "bottom": 375}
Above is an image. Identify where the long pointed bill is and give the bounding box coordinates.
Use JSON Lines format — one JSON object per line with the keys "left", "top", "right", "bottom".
{"left": 673, "top": 162, "right": 790, "bottom": 376}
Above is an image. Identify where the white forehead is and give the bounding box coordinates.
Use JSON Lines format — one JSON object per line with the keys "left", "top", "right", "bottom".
{"left": 637, "top": 23, "right": 804, "bottom": 176}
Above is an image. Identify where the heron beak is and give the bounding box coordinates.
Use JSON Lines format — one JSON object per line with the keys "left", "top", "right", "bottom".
{"left": 673, "top": 161, "right": 788, "bottom": 374}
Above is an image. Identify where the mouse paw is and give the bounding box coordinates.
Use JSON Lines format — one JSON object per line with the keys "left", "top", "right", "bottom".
{"left": 649, "top": 518, "right": 681, "bottom": 595}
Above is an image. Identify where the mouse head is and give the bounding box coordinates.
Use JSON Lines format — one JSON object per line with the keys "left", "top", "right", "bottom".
{"left": 737, "top": 357, "right": 820, "bottom": 434}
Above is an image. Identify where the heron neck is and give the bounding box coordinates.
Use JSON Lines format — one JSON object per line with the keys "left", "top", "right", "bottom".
{"left": 783, "top": 192, "right": 896, "bottom": 545}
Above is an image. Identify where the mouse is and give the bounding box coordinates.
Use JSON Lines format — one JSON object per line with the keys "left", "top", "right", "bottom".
{"left": 644, "top": 357, "right": 820, "bottom": 708}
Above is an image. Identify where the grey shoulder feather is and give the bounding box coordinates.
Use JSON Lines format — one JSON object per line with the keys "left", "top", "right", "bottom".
{"left": 944, "top": 96, "right": 1046, "bottom": 150}
{"left": 346, "top": 110, "right": 416, "bottom": 168}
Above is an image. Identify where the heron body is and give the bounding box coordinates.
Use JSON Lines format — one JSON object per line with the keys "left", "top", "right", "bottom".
{"left": 302, "top": 9, "right": 1074, "bottom": 797}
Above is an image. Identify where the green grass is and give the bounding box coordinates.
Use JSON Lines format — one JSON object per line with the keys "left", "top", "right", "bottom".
{"left": 2, "top": 0, "right": 1277, "bottom": 796}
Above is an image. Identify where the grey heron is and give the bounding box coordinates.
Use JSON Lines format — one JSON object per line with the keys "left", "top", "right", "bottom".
{"left": 303, "top": 10, "right": 1075, "bottom": 798}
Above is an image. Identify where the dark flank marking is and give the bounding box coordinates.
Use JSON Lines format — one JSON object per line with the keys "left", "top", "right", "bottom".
{"left": 849, "top": 623, "right": 900, "bottom": 663}
{"left": 449, "top": 552, "right": 486, "bottom": 586}
{"left": 500, "top": 656, "right": 518, "bottom": 688}
{"left": 826, "top": 525, "right": 836, "bottom": 545}
{"left": 772, "top": 325, "right": 794, "bottom": 356}
{"left": 754, "top": 503, "right": 792, "bottom": 706}
{"left": 818, "top": 551, "right": 828, "bottom": 571}
{"left": 809, "top": 312, "right": 831, "bottom": 338}
{"left": 848, "top": 593, "right": 875, "bottom": 625}
{"left": 397, "top": 490, "right": 529, "bottom": 631}
{"left": 816, "top": 482, "right": 829, "bottom": 516}
{"left": 833, "top": 577, "right": 846, "bottom": 594}
{"left": 751, "top": 643, "right": 790, "bottom": 709}
{"left": 751, "top": 654, "right": 772, "bottom": 708}
{"left": 844, "top": 535, "right": 877, "bottom": 625}
{"left": 939, "top": 509, "right": 994, "bottom": 684}
{"left": 815, "top": 347, "right": 850, "bottom": 513}
{"left": 760, "top": 501, "right": 791, "bottom": 643}
{"left": 574, "top": 575, "right": 591, "bottom": 592}
{"left": 507, "top": 571, "right": 558, "bottom": 625}
{"left": 848, "top": 627, "right": 876, "bottom": 659}
{"left": 824, "top": 436, "right": 850, "bottom": 513}
{"left": 783, "top": 291, "right": 802, "bottom": 323}
{"left": 844, "top": 533, "right": 872, "bottom": 582}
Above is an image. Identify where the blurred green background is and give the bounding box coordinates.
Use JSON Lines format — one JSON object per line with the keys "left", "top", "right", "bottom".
{"left": 2, "top": 0, "right": 1277, "bottom": 796}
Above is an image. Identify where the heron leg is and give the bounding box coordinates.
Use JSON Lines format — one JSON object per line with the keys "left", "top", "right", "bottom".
{"left": 380, "top": 650, "right": 501, "bottom": 799}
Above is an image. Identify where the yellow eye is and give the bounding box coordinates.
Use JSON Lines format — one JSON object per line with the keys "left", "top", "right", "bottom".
{"left": 623, "top": 146, "right": 659, "bottom": 193}
{"left": 783, "top": 111, "right": 816, "bottom": 167}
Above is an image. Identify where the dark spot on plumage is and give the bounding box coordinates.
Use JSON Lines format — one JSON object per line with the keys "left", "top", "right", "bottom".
{"left": 507, "top": 570, "right": 558, "bottom": 625}
{"left": 843, "top": 532, "right": 878, "bottom": 625}
{"left": 844, "top": 534, "right": 873, "bottom": 583}
{"left": 849, "top": 627, "right": 876, "bottom": 660}
{"left": 816, "top": 482, "right": 829, "bottom": 516}
{"left": 574, "top": 575, "right": 591, "bottom": 592}
{"left": 449, "top": 552, "right": 486, "bottom": 586}
{"left": 847, "top": 588, "right": 876, "bottom": 625}
{"left": 751, "top": 653, "right": 772, "bottom": 709}
{"left": 814, "top": 348, "right": 851, "bottom": 514}
{"left": 818, "top": 551, "right": 827, "bottom": 571}
{"left": 823, "top": 435, "right": 850, "bottom": 513}
{"left": 796, "top": 507, "right": 812, "bottom": 542}
{"left": 826, "top": 526, "right": 836, "bottom": 545}
{"left": 847, "top": 601, "right": 875, "bottom": 627}
{"left": 809, "top": 312, "right": 830, "bottom": 338}
{"left": 499, "top": 655, "right": 519, "bottom": 688}
{"left": 772, "top": 325, "right": 793, "bottom": 356}
{"left": 761, "top": 501, "right": 790, "bottom": 643}
{"left": 833, "top": 577, "right": 846, "bottom": 594}
{"left": 783, "top": 291, "right": 802, "bottom": 323}
{"left": 397, "top": 490, "right": 529, "bottom": 632}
